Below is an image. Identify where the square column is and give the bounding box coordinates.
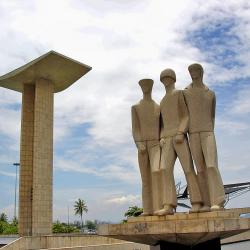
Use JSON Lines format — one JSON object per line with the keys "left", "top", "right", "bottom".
{"left": 19, "top": 79, "right": 54, "bottom": 236}
{"left": 19, "top": 84, "right": 35, "bottom": 236}
{"left": 32, "top": 79, "right": 54, "bottom": 236}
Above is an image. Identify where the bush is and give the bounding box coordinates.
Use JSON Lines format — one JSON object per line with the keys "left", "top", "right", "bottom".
{"left": 0, "top": 221, "right": 18, "bottom": 234}
{"left": 0, "top": 213, "right": 8, "bottom": 223}
{"left": 85, "top": 220, "right": 97, "bottom": 230}
{"left": 53, "top": 221, "right": 80, "bottom": 233}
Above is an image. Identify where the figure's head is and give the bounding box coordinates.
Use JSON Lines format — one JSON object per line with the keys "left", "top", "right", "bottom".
{"left": 160, "top": 68, "right": 176, "bottom": 86}
{"left": 188, "top": 63, "right": 203, "bottom": 81}
{"left": 138, "top": 79, "right": 154, "bottom": 94}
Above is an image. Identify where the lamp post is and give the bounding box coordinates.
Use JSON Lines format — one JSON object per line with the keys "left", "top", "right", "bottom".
{"left": 13, "top": 162, "right": 20, "bottom": 219}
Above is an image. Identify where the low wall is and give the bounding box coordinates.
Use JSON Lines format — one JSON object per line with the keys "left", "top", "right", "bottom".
{"left": 39, "top": 242, "right": 150, "bottom": 250}
{"left": 2, "top": 231, "right": 249, "bottom": 250}
{"left": 221, "top": 230, "right": 250, "bottom": 244}
{"left": 1, "top": 237, "right": 26, "bottom": 250}
{"left": 0, "top": 235, "right": 150, "bottom": 250}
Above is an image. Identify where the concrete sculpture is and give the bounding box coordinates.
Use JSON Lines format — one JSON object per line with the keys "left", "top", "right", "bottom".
{"left": 101, "top": 63, "right": 249, "bottom": 250}
{"left": 0, "top": 51, "right": 91, "bottom": 236}
{"left": 131, "top": 79, "right": 162, "bottom": 215}
{"left": 156, "top": 69, "right": 202, "bottom": 215}
{"left": 184, "top": 63, "right": 225, "bottom": 211}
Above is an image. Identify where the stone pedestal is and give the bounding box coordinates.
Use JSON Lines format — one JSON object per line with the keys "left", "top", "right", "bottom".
{"left": 0, "top": 51, "right": 91, "bottom": 236}
{"left": 98, "top": 208, "right": 250, "bottom": 248}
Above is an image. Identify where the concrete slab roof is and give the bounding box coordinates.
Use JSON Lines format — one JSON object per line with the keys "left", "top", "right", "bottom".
{"left": 0, "top": 50, "right": 92, "bottom": 93}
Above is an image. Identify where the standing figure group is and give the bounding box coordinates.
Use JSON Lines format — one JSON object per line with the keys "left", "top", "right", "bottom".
{"left": 131, "top": 63, "right": 225, "bottom": 215}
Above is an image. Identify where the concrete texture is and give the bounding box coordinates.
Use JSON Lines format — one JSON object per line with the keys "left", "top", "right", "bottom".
{"left": 98, "top": 208, "right": 250, "bottom": 246}
{"left": 32, "top": 79, "right": 54, "bottom": 236}
{"left": 19, "top": 84, "right": 35, "bottom": 236}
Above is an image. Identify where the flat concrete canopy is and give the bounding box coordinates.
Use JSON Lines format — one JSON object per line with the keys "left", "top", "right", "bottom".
{"left": 0, "top": 50, "right": 92, "bottom": 93}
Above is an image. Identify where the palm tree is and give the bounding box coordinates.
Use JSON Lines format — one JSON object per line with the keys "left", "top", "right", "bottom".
{"left": 74, "top": 198, "right": 88, "bottom": 230}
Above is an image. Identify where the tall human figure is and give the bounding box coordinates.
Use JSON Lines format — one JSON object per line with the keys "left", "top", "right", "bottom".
{"left": 156, "top": 69, "right": 203, "bottom": 215}
{"left": 131, "top": 79, "right": 162, "bottom": 215}
{"left": 184, "top": 63, "right": 225, "bottom": 211}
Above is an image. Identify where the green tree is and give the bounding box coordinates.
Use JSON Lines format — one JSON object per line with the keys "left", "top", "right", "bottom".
{"left": 0, "top": 213, "right": 8, "bottom": 222}
{"left": 124, "top": 206, "right": 143, "bottom": 218}
{"left": 85, "top": 220, "right": 97, "bottom": 230}
{"left": 12, "top": 216, "right": 18, "bottom": 226}
{"left": 74, "top": 198, "right": 88, "bottom": 230}
{"left": 0, "top": 221, "right": 18, "bottom": 235}
{"left": 52, "top": 220, "right": 80, "bottom": 233}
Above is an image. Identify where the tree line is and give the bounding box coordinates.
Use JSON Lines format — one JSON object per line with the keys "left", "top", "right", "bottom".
{"left": 0, "top": 199, "right": 143, "bottom": 234}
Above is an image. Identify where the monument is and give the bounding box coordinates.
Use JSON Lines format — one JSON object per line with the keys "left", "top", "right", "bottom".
{"left": 99, "top": 63, "right": 250, "bottom": 250}
{"left": 0, "top": 51, "right": 91, "bottom": 236}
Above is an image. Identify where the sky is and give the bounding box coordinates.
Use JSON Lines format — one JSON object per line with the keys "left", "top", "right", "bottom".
{"left": 0, "top": 0, "right": 250, "bottom": 223}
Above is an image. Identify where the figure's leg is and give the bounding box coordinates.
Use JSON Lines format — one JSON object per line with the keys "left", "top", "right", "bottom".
{"left": 151, "top": 171, "right": 162, "bottom": 213}
{"left": 189, "top": 133, "right": 211, "bottom": 209}
{"left": 174, "top": 137, "right": 202, "bottom": 212}
{"left": 138, "top": 148, "right": 153, "bottom": 215}
{"left": 156, "top": 137, "right": 177, "bottom": 215}
{"left": 201, "top": 132, "right": 225, "bottom": 210}
{"left": 148, "top": 141, "right": 162, "bottom": 213}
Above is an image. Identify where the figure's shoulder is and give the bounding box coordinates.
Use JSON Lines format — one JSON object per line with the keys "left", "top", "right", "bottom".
{"left": 203, "top": 84, "right": 215, "bottom": 96}
{"left": 174, "top": 89, "right": 182, "bottom": 95}
{"left": 160, "top": 95, "right": 167, "bottom": 106}
{"left": 152, "top": 100, "right": 160, "bottom": 106}
{"left": 131, "top": 102, "right": 141, "bottom": 110}
{"left": 209, "top": 89, "right": 216, "bottom": 99}
{"left": 184, "top": 83, "right": 193, "bottom": 90}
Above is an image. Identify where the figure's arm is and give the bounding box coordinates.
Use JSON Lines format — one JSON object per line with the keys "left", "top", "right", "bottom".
{"left": 176, "top": 91, "right": 189, "bottom": 143}
{"left": 160, "top": 111, "right": 164, "bottom": 138}
{"left": 212, "top": 92, "right": 216, "bottom": 129}
{"left": 131, "top": 106, "right": 141, "bottom": 142}
{"left": 159, "top": 111, "right": 165, "bottom": 147}
{"left": 131, "top": 106, "right": 146, "bottom": 152}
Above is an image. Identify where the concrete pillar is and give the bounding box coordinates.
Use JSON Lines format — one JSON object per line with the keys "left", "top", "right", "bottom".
{"left": 19, "top": 79, "right": 54, "bottom": 236}
{"left": 0, "top": 51, "right": 91, "bottom": 236}
{"left": 19, "top": 84, "right": 35, "bottom": 236}
{"left": 32, "top": 79, "right": 54, "bottom": 236}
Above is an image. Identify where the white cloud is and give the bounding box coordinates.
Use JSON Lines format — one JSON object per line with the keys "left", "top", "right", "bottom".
{"left": 106, "top": 195, "right": 140, "bottom": 205}
{"left": 0, "top": 204, "right": 15, "bottom": 221}
{"left": 53, "top": 187, "right": 140, "bottom": 222}
{"left": 0, "top": 108, "right": 21, "bottom": 140}
{"left": 216, "top": 118, "right": 249, "bottom": 134}
{"left": 55, "top": 156, "right": 140, "bottom": 185}
{"left": 231, "top": 87, "right": 250, "bottom": 115}
{"left": 0, "top": 0, "right": 250, "bottom": 221}
{"left": 0, "top": 170, "right": 16, "bottom": 178}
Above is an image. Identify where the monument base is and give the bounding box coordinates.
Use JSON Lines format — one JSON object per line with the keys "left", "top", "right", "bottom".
{"left": 98, "top": 208, "right": 250, "bottom": 248}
